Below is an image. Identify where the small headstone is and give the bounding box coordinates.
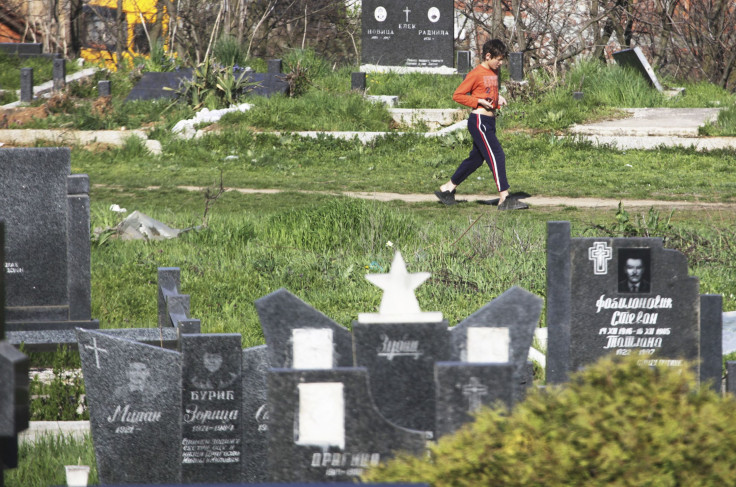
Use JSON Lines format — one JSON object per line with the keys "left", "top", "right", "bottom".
{"left": 157, "top": 267, "right": 201, "bottom": 333}
{"left": 726, "top": 361, "right": 736, "bottom": 396}
{"left": 267, "top": 59, "right": 283, "bottom": 75}
{"left": 572, "top": 91, "right": 584, "bottom": 100}
{"left": 434, "top": 362, "right": 513, "bottom": 438}
{"left": 509, "top": 52, "right": 524, "bottom": 81}
{"left": 53, "top": 58, "right": 66, "bottom": 91}
{"left": 361, "top": 0, "right": 454, "bottom": 68}
{"left": 1, "top": 148, "right": 98, "bottom": 345}
{"left": 181, "top": 334, "right": 243, "bottom": 483}
{"left": 351, "top": 72, "right": 367, "bottom": 92}
{"left": 613, "top": 46, "right": 664, "bottom": 91}
{"left": 448, "top": 286, "right": 543, "bottom": 402}
{"left": 77, "top": 329, "right": 182, "bottom": 484}
{"left": 546, "top": 221, "right": 709, "bottom": 383}
{"left": 456, "top": 50, "right": 471, "bottom": 75}
{"left": 98, "top": 80, "right": 112, "bottom": 97}
{"left": 20, "top": 67, "right": 33, "bottom": 102}
{"left": 267, "top": 368, "right": 426, "bottom": 482}
{"left": 255, "top": 288, "right": 353, "bottom": 369}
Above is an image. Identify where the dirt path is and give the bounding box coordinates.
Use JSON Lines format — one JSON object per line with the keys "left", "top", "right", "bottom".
{"left": 132, "top": 185, "right": 736, "bottom": 210}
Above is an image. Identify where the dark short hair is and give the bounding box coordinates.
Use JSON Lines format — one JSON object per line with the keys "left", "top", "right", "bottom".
{"left": 482, "top": 39, "right": 508, "bottom": 59}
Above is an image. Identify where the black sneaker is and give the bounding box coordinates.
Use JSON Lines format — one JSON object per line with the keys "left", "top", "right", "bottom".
{"left": 498, "top": 198, "right": 529, "bottom": 210}
{"left": 434, "top": 190, "right": 457, "bottom": 206}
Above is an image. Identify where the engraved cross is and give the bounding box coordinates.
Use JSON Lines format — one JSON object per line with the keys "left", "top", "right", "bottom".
{"left": 462, "top": 377, "right": 488, "bottom": 412}
{"left": 588, "top": 241, "right": 613, "bottom": 275}
{"left": 403, "top": 6, "right": 411, "bottom": 21}
{"left": 85, "top": 337, "right": 108, "bottom": 369}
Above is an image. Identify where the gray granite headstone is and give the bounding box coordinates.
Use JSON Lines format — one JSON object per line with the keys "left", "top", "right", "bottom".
{"left": 448, "top": 286, "right": 542, "bottom": 402}
{"left": 361, "top": 0, "right": 454, "bottom": 68}
{"left": 98, "top": 80, "right": 112, "bottom": 97}
{"left": 20, "top": 67, "right": 32, "bottom": 103}
{"left": 267, "top": 368, "right": 426, "bottom": 483}
{"left": 509, "top": 52, "right": 524, "bottom": 81}
{"left": 0, "top": 148, "right": 97, "bottom": 339}
{"left": 53, "top": 58, "right": 66, "bottom": 91}
{"left": 255, "top": 288, "right": 353, "bottom": 369}
{"left": 546, "top": 221, "right": 703, "bottom": 383}
{"left": 77, "top": 329, "right": 181, "bottom": 485}
{"left": 353, "top": 320, "right": 449, "bottom": 434}
{"left": 434, "top": 362, "right": 513, "bottom": 438}
{"left": 241, "top": 345, "right": 270, "bottom": 483}
{"left": 181, "top": 334, "right": 243, "bottom": 483}
{"left": 612, "top": 46, "right": 664, "bottom": 91}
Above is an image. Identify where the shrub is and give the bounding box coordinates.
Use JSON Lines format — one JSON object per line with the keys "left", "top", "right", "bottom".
{"left": 364, "top": 354, "right": 736, "bottom": 486}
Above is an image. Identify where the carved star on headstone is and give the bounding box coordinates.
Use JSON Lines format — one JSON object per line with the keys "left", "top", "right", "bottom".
{"left": 358, "top": 251, "right": 443, "bottom": 324}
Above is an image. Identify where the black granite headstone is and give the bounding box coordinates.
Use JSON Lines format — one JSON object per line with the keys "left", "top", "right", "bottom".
{"left": 726, "top": 361, "right": 736, "bottom": 396}
{"left": 546, "top": 221, "right": 708, "bottom": 383}
{"left": 267, "top": 368, "right": 426, "bottom": 482}
{"left": 1, "top": 148, "right": 98, "bottom": 344}
{"left": 700, "top": 294, "right": 723, "bottom": 392}
{"left": 255, "top": 288, "right": 353, "bottom": 369}
{"left": 0, "top": 43, "right": 42, "bottom": 56}
{"left": 181, "top": 334, "right": 244, "bottom": 483}
{"left": 448, "top": 286, "right": 543, "bottom": 402}
{"left": 0, "top": 221, "right": 30, "bottom": 487}
{"left": 612, "top": 46, "right": 664, "bottom": 91}
{"left": 361, "top": 0, "right": 454, "bottom": 68}
{"left": 509, "top": 52, "right": 523, "bottom": 81}
{"left": 351, "top": 72, "right": 367, "bottom": 92}
{"left": 352, "top": 320, "right": 449, "bottom": 434}
{"left": 20, "top": 67, "right": 32, "bottom": 102}
{"left": 125, "top": 69, "right": 194, "bottom": 101}
{"left": 53, "top": 58, "right": 66, "bottom": 91}
{"left": 77, "top": 329, "right": 182, "bottom": 484}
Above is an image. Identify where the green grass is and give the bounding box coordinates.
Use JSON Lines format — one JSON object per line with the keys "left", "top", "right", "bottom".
{"left": 5, "top": 434, "right": 97, "bottom": 487}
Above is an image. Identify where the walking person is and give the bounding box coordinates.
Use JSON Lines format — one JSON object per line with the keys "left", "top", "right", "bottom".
{"left": 435, "top": 39, "right": 527, "bottom": 210}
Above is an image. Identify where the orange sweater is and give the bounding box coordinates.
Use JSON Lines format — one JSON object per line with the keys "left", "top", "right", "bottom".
{"left": 452, "top": 64, "right": 499, "bottom": 109}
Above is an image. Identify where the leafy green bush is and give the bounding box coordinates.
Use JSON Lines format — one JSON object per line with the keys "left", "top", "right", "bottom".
{"left": 28, "top": 346, "right": 88, "bottom": 421}
{"left": 214, "top": 34, "right": 247, "bottom": 68}
{"left": 364, "top": 354, "right": 736, "bottom": 486}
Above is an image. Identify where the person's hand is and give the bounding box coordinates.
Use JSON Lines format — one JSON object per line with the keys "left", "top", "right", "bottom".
{"left": 478, "top": 98, "right": 494, "bottom": 110}
{"left": 498, "top": 95, "right": 508, "bottom": 107}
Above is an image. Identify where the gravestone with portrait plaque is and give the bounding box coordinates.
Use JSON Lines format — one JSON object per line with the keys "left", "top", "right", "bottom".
{"left": 361, "top": 0, "right": 454, "bottom": 68}
{"left": 77, "top": 329, "right": 182, "bottom": 485}
{"left": 181, "top": 333, "right": 243, "bottom": 483}
{"left": 546, "top": 221, "right": 721, "bottom": 385}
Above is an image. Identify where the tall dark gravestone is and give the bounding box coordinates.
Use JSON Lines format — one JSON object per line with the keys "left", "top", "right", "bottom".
{"left": 545, "top": 221, "right": 718, "bottom": 383}
{"left": 19, "top": 68, "right": 33, "bottom": 102}
{"left": 0, "top": 222, "right": 30, "bottom": 487}
{"left": 77, "top": 329, "right": 182, "bottom": 484}
{"left": 1, "top": 148, "right": 98, "bottom": 347}
{"left": 361, "top": 0, "right": 454, "bottom": 68}
{"left": 181, "top": 334, "right": 243, "bottom": 483}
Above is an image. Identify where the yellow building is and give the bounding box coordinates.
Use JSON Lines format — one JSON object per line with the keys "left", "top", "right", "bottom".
{"left": 81, "top": 0, "right": 168, "bottom": 69}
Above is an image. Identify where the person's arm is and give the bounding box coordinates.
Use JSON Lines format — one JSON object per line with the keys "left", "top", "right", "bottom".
{"left": 452, "top": 71, "right": 480, "bottom": 109}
